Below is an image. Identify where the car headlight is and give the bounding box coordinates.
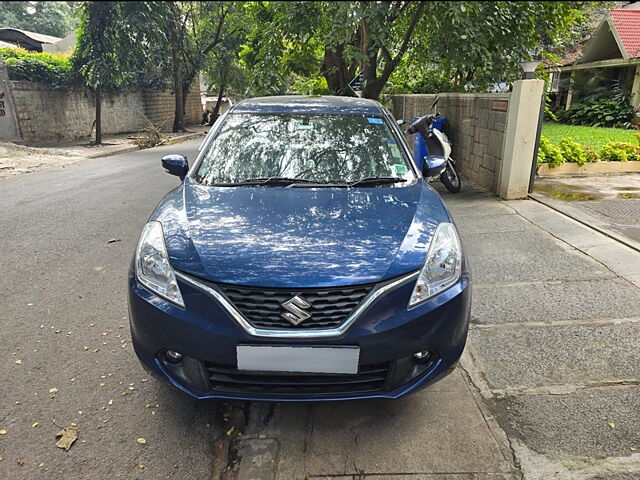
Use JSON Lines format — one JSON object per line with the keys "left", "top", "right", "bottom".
{"left": 135, "top": 221, "right": 184, "bottom": 307}
{"left": 408, "top": 222, "right": 462, "bottom": 308}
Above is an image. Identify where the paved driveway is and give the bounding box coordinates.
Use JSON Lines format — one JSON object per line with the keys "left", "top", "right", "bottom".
{"left": 0, "top": 141, "right": 228, "bottom": 479}
{"left": 2, "top": 142, "right": 638, "bottom": 480}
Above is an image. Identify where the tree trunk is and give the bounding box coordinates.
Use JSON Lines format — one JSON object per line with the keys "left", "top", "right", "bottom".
{"left": 181, "top": 80, "right": 191, "bottom": 118}
{"left": 95, "top": 85, "right": 102, "bottom": 145}
{"left": 212, "top": 82, "right": 225, "bottom": 118}
{"left": 322, "top": 45, "right": 355, "bottom": 96}
{"left": 169, "top": 8, "right": 185, "bottom": 133}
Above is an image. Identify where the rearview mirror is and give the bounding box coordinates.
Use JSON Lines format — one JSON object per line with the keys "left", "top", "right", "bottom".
{"left": 161, "top": 154, "right": 189, "bottom": 180}
{"left": 422, "top": 155, "right": 447, "bottom": 178}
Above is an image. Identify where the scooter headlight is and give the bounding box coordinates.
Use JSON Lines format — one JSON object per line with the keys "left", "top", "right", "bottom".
{"left": 408, "top": 222, "right": 462, "bottom": 308}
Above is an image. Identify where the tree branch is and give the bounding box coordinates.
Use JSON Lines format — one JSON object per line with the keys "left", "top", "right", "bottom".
{"left": 202, "top": 5, "right": 228, "bottom": 56}
{"left": 390, "top": 2, "right": 425, "bottom": 68}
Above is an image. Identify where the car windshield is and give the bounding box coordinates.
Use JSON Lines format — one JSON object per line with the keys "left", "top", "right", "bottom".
{"left": 192, "top": 113, "right": 416, "bottom": 186}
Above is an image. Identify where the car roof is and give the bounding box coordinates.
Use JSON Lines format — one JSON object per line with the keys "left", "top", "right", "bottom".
{"left": 231, "top": 95, "right": 386, "bottom": 115}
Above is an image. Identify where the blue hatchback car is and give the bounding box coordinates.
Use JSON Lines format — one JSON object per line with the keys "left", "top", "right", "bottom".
{"left": 128, "top": 96, "right": 471, "bottom": 401}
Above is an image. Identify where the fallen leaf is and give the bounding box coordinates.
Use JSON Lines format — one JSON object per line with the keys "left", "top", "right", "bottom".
{"left": 108, "top": 399, "right": 113, "bottom": 406}
{"left": 609, "top": 422, "right": 616, "bottom": 429}
{"left": 0, "top": 429, "right": 7, "bottom": 435}
{"left": 107, "top": 238, "right": 121, "bottom": 244}
{"left": 17, "top": 459, "right": 24, "bottom": 466}
{"left": 631, "top": 447, "right": 637, "bottom": 451}
{"left": 55, "top": 425, "right": 79, "bottom": 451}
{"left": 49, "top": 387, "right": 58, "bottom": 394}
{"left": 15, "top": 360, "right": 22, "bottom": 365}
{"left": 99, "top": 383, "right": 105, "bottom": 387}
{"left": 226, "top": 426, "right": 235, "bottom": 436}
{"left": 137, "top": 437, "right": 147, "bottom": 445}
{"left": 38, "top": 463, "right": 44, "bottom": 468}
{"left": 32, "top": 422, "right": 39, "bottom": 428}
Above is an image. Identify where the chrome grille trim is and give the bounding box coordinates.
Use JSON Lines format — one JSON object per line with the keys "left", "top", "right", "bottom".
{"left": 174, "top": 270, "right": 419, "bottom": 339}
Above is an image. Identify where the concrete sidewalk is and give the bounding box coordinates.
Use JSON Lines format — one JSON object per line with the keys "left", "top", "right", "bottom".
{"left": 229, "top": 181, "right": 640, "bottom": 480}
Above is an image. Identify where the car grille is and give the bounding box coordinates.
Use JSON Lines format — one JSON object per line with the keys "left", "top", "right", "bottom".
{"left": 216, "top": 284, "right": 375, "bottom": 330}
{"left": 204, "top": 361, "right": 390, "bottom": 396}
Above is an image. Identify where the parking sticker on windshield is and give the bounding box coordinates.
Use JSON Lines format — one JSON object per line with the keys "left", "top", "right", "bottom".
{"left": 367, "top": 118, "right": 383, "bottom": 124}
{"left": 393, "top": 164, "right": 408, "bottom": 174}
{"left": 389, "top": 143, "right": 401, "bottom": 158}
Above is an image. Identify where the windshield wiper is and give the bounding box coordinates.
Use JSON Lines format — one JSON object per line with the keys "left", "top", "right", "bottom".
{"left": 211, "top": 177, "right": 319, "bottom": 187}
{"left": 347, "top": 177, "right": 408, "bottom": 187}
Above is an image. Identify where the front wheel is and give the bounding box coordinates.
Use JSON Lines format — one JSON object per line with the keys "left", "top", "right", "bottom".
{"left": 440, "top": 159, "right": 461, "bottom": 193}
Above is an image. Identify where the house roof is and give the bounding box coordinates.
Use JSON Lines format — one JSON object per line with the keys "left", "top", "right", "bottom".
{"left": 547, "top": 8, "right": 640, "bottom": 69}
{"left": 610, "top": 9, "right": 640, "bottom": 58}
{"left": 0, "top": 28, "right": 61, "bottom": 52}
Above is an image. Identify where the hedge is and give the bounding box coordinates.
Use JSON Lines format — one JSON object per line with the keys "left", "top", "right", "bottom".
{"left": 537, "top": 134, "right": 640, "bottom": 168}
{"left": 0, "top": 47, "right": 74, "bottom": 89}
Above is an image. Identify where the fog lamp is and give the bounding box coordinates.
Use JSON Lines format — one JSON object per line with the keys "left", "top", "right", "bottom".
{"left": 413, "top": 350, "right": 431, "bottom": 363}
{"left": 165, "top": 350, "right": 183, "bottom": 364}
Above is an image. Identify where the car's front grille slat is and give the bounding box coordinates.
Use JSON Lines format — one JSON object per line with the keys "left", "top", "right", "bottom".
{"left": 216, "top": 283, "right": 375, "bottom": 330}
{"left": 205, "top": 362, "right": 390, "bottom": 396}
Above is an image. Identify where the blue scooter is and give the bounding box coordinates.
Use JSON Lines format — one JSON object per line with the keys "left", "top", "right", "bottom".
{"left": 407, "top": 96, "right": 461, "bottom": 193}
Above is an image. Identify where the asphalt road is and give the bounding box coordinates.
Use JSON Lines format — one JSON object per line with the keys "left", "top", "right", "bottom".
{"left": 0, "top": 140, "right": 230, "bottom": 479}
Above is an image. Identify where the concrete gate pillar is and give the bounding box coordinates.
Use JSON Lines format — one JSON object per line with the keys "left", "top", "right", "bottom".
{"left": 498, "top": 79, "right": 544, "bottom": 200}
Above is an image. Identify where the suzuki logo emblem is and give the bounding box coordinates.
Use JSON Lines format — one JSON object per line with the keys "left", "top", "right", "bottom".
{"left": 281, "top": 295, "right": 312, "bottom": 325}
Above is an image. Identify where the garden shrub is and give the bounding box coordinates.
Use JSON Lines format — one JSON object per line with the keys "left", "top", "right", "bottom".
{"left": 0, "top": 47, "right": 74, "bottom": 89}
{"left": 558, "top": 138, "right": 587, "bottom": 166}
{"left": 600, "top": 142, "right": 640, "bottom": 162}
{"left": 582, "top": 145, "right": 599, "bottom": 163}
{"left": 537, "top": 136, "right": 565, "bottom": 168}
{"left": 555, "top": 81, "right": 636, "bottom": 128}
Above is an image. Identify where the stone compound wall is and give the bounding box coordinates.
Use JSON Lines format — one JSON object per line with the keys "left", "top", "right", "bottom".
{"left": 6, "top": 80, "right": 202, "bottom": 145}
{"left": 390, "top": 93, "right": 510, "bottom": 193}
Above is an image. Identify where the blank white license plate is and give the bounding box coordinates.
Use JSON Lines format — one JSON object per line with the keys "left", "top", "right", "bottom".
{"left": 236, "top": 345, "right": 360, "bottom": 374}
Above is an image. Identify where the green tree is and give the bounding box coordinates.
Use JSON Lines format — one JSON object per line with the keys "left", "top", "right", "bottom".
{"left": 73, "top": 1, "right": 166, "bottom": 144}
{"left": 0, "top": 2, "right": 78, "bottom": 38}
{"left": 163, "top": 1, "right": 242, "bottom": 132}
{"left": 399, "top": 2, "right": 591, "bottom": 92}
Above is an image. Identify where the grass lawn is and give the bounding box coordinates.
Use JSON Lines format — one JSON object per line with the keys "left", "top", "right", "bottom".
{"left": 542, "top": 122, "right": 638, "bottom": 150}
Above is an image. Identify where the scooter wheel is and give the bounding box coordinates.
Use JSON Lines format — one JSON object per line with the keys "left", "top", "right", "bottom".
{"left": 441, "top": 159, "right": 461, "bottom": 193}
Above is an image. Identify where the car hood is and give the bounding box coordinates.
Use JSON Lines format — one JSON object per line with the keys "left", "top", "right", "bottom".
{"left": 152, "top": 181, "right": 451, "bottom": 288}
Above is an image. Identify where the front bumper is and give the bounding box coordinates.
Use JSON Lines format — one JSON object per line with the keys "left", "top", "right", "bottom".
{"left": 127, "top": 270, "right": 471, "bottom": 401}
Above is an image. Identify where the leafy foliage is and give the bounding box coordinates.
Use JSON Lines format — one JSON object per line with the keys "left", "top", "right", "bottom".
{"left": 600, "top": 142, "right": 640, "bottom": 162}
{"left": 556, "top": 81, "right": 636, "bottom": 128}
{"left": 558, "top": 138, "right": 587, "bottom": 166}
{"left": 0, "top": 47, "right": 73, "bottom": 88}
{"left": 537, "top": 136, "right": 565, "bottom": 168}
{"left": 0, "top": 1, "right": 78, "bottom": 37}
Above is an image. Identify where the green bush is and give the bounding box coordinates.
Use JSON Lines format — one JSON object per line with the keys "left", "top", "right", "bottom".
{"left": 0, "top": 47, "right": 74, "bottom": 89}
{"left": 582, "top": 145, "right": 599, "bottom": 163}
{"left": 599, "top": 142, "right": 640, "bottom": 162}
{"left": 558, "top": 137, "right": 587, "bottom": 166}
{"left": 555, "top": 81, "right": 636, "bottom": 128}
{"left": 537, "top": 136, "right": 565, "bottom": 168}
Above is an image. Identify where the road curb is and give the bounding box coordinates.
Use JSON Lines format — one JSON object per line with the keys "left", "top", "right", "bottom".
{"left": 528, "top": 192, "right": 640, "bottom": 253}
{"left": 85, "top": 131, "right": 206, "bottom": 159}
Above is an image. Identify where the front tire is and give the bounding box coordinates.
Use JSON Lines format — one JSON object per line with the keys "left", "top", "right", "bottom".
{"left": 441, "top": 159, "right": 461, "bottom": 193}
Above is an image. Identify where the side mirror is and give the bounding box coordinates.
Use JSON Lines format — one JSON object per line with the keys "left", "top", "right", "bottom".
{"left": 422, "top": 155, "right": 447, "bottom": 178}
{"left": 161, "top": 154, "right": 189, "bottom": 180}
